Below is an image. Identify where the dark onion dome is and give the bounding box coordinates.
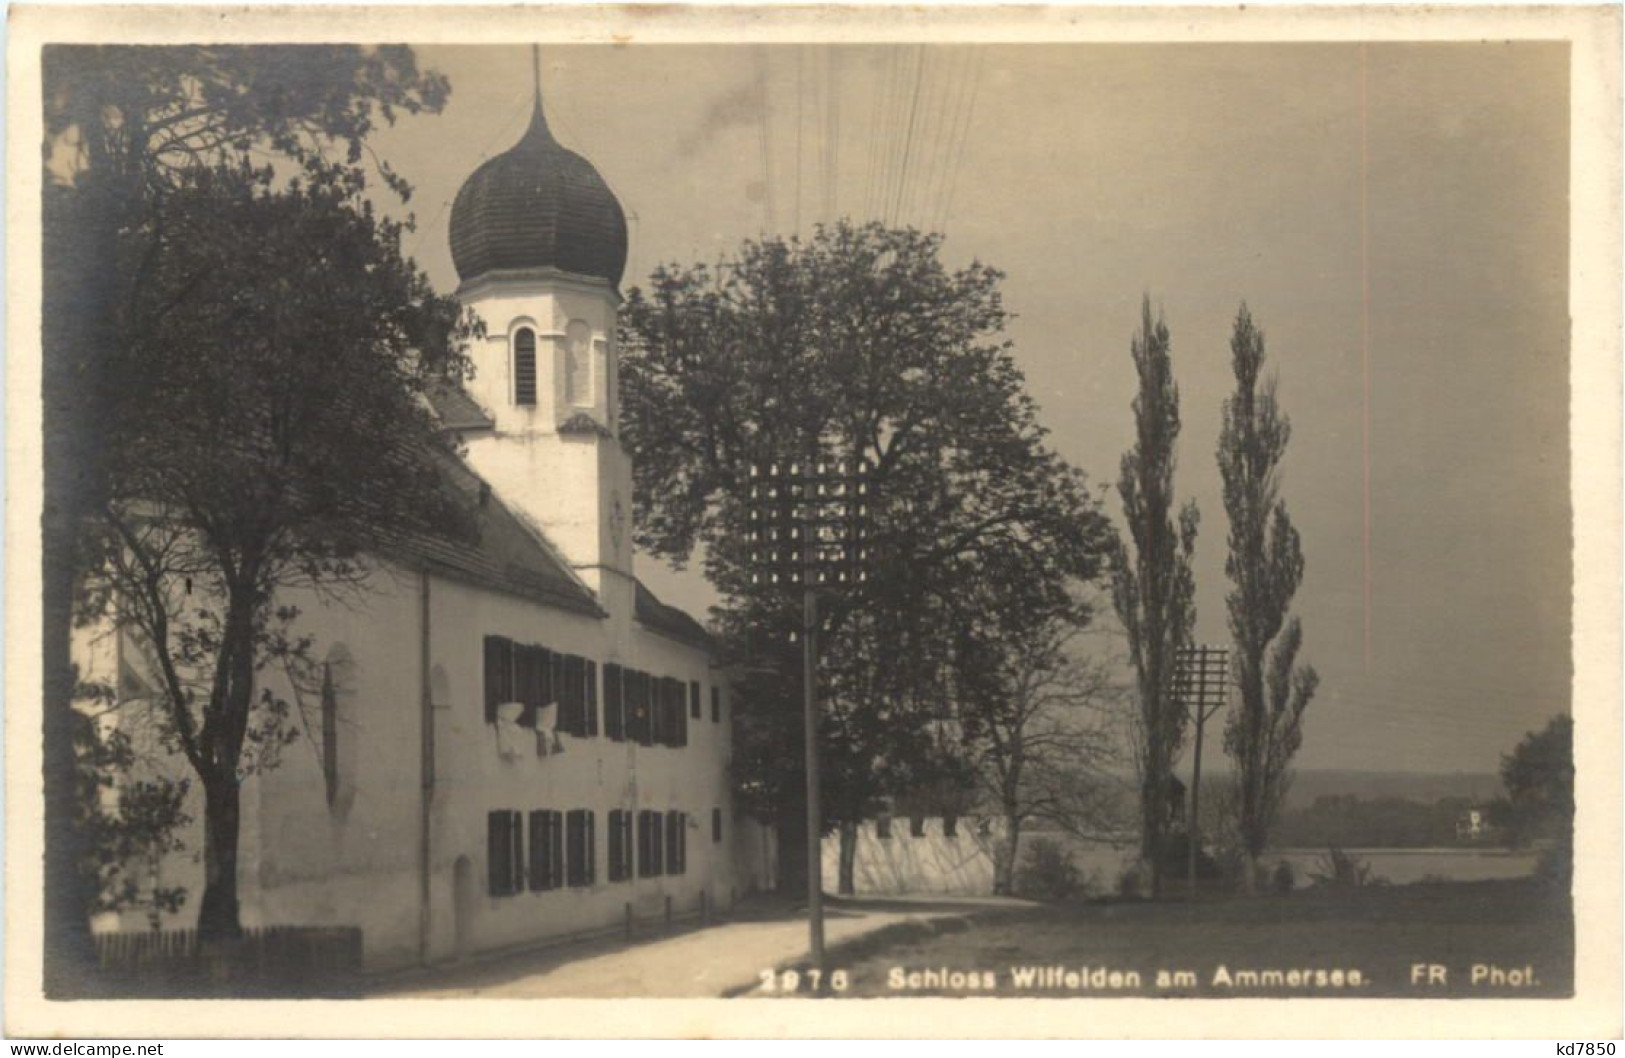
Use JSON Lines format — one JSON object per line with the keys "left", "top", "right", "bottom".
{"left": 449, "top": 96, "right": 628, "bottom": 287}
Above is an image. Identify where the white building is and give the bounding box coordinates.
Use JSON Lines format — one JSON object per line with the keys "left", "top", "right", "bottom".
{"left": 87, "top": 84, "right": 774, "bottom": 970}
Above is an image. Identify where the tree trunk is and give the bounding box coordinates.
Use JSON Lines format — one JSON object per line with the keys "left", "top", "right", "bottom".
{"left": 1141, "top": 773, "right": 1165, "bottom": 900}
{"left": 995, "top": 812, "right": 1023, "bottom": 896}
{"left": 837, "top": 821, "right": 857, "bottom": 896}
{"left": 198, "top": 770, "right": 244, "bottom": 940}
{"left": 42, "top": 179, "right": 117, "bottom": 999}
{"left": 43, "top": 553, "right": 97, "bottom": 997}
{"left": 775, "top": 799, "right": 809, "bottom": 901}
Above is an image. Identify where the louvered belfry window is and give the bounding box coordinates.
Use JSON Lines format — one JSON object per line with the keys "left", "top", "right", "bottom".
{"left": 514, "top": 327, "right": 538, "bottom": 406}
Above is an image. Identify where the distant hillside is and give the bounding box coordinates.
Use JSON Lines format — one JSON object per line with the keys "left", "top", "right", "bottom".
{"left": 1281, "top": 769, "right": 1501, "bottom": 810}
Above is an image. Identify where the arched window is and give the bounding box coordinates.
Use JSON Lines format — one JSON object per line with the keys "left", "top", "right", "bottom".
{"left": 565, "top": 320, "right": 592, "bottom": 407}
{"left": 321, "top": 661, "right": 340, "bottom": 806}
{"left": 321, "top": 644, "right": 357, "bottom": 817}
{"left": 513, "top": 327, "right": 537, "bottom": 407}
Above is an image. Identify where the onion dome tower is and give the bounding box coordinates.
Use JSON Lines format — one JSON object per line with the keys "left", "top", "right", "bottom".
{"left": 449, "top": 48, "right": 635, "bottom": 611}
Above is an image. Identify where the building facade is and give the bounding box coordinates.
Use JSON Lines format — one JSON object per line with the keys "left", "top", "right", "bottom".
{"left": 85, "top": 83, "right": 773, "bottom": 971}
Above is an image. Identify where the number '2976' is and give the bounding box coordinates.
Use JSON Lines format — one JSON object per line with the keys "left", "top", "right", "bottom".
{"left": 758, "top": 968, "right": 850, "bottom": 993}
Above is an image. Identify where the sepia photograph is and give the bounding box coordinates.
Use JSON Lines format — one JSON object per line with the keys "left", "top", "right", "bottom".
{"left": 5, "top": 3, "right": 1620, "bottom": 1041}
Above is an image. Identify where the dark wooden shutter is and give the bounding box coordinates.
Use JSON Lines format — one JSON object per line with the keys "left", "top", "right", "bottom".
{"left": 511, "top": 812, "right": 525, "bottom": 894}
{"left": 666, "top": 810, "right": 683, "bottom": 874}
{"left": 565, "top": 655, "right": 585, "bottom": 735}
{"left": 529, "top": 810, "right": 551, "bottom": 891}
{"left": 518, "top": 645, "right": 547, "bottom": 728}
{"left": 549, "top": 811, "right": 564, "bottom": 889}
{"left": 586, "top": 662, "right": 599, "bottom": 736}
{"left": 550, "top": 652, "right": 566, "bottom": 733}
{"left": 604, "top": 665, "right": 624, "bottom": 742}
{"left": 488, "top": 811, "right": 510, "bottom": 895}
{"left": 689, "top": 680, "right": 701, "bottom": 720}
{"left": 565, "top": 811, "right": 581, "bottom": 887}
{"left": 638, "top": 672, "right": 655, "bottom": 746}
{"left": 586, "top": 810, "right": 597, "bottom": 884}
{"left": 607, "top": 809, "right": 623, "bottom": 881}
{"left": 713, "top": 807, "right": 723, "bottom": 843}
{"left": 650, "top": 812, "right": 665, "bottom": 875}
{"left": 711, "top": 685, "right": 721, "bottom": 723}
{"left": 484, "top": 637, "right": 514, "bottom": 725}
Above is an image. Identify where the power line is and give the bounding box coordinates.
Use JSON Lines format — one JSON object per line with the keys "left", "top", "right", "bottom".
{"left": 405, "top": 86, "right": 530, "bottom": 261}
{"left": 935, "top": 46, "right": 985, "bottom": 234}
{"left": 758, "top": 49, "right": 776, "bottom": 232}
{"left": 889, "top": 45, "right": 928, "bottom": 226}
{"left": 794, "top": 45, "right": 805, "bottom": 234}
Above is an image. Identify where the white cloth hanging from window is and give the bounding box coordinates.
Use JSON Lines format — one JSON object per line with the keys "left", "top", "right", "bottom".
{"left": 536, "top": 700, "right": 563, "bottom": 756}
{"left": 495, "top": 701, "right": 526, "bottom": 758}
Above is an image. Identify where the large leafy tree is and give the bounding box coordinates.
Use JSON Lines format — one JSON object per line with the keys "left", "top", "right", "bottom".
{"left": 619, "top": 221, "right": 1111, "bottom": 895}
{"left": 1110, "top": 297, "right": 1200, "bottom": 898}
{"left": 1491, "top": 715, "right": 1573, "bottom": 885}
{"left": 951, "top": 599, "right": 1126, "bottom": 894}
{"left": 78, "top": 160, "right": 476, "bottom": 942}
{"left": 43, "top": 45, "right": 449, "bottom": 990}
{"left": 1216, "top": 304, "right": 1319, "bottom": 888}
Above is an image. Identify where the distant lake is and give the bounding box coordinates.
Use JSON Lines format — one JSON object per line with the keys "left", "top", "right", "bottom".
{"left": 1273, "top": 846, "right": 1541, "bottom": 887}
{"left": 1028, "top": 834, "right": 1541, "bottom": 891}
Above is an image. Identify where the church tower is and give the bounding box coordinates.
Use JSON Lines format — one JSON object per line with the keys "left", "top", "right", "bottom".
{"left": 447, "top": 55, "right": 635, "bottom": 616}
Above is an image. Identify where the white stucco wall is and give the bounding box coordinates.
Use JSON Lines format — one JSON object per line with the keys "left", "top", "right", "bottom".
{"left": 819, "top": 818, "right": 1002, "bottom": 896}
{"left": 88, "top": 557, "right": 769, "bottom": 972}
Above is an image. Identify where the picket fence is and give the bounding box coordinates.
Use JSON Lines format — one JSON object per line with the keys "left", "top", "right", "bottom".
{"left": 92, "top": 925, "right": 362, "bottom": 997}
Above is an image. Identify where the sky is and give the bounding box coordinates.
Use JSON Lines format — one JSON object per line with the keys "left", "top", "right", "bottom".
{"left": 364, "top": 42, "right": 1571, "bottom": 777}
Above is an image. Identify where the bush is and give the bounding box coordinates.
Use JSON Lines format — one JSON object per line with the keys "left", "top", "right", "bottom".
{"left": 1013, "top": 838, "right": 1085, "bottom": 902}
{"left": 1535, "top": 836, "right": 1572, "bottom": 888}
{"left": 1271, "top": 859, "right": 1296, "bottom": 894}
{"left": 1308, "top": 846, "right": 1386, "bottom": 889}
{"left": 1116, "top": 860, "right": 1148, "bottom": 899}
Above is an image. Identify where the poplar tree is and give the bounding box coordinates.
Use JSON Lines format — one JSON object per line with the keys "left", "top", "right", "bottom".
{"left": 1110, "top": 296, "right": 1199, "bottom": 898}
{"left": 1217, "top": 304, "right": 1319, "bottom": 889}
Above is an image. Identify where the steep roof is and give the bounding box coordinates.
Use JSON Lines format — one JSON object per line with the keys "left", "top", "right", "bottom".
{"left": 634, "top": 579, "right": 713, "bottom": 651}
{"left": 377, "top": 448, "right": 602, "bottom": 617}
{"left": 425, "top": 381, "right": 495, "bottom": 432}
{"left": 448, "top": 97, "right": 628, "bottom": 287}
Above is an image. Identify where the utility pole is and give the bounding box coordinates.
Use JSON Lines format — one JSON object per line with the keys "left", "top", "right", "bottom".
{"left": 747, "top": 455, "right": 869, "bottom": 972}
{"left": 1175, "top": 644, "right": 1229, "bottom": 899}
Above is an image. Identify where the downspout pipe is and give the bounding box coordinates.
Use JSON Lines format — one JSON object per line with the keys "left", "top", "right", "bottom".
{"left": 418, "top": 571, "right": 435, "bottom": 966}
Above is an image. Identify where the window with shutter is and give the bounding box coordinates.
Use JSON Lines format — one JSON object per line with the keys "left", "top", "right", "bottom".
{"left": 564, "top": 809, "right": 596, "bottom": 886}
{"left": 585, "top": 662, "right": 599, "bottom": 737}
{"left": 483, "top": 636, "right": 514, "bottom": 725}
{"left": 514, "top": 327, "right": 537, "bottom": 406}
{"left": 689, "top": 680, "right": 701, "bottom": 720}
{"left": 616, "top": 810, "right": 633, "bottom": 881}
{"left": 488, "top": 811, "right": 509, "bottom": 896}
{"left": 550, "top": 652, "right": 566, "bottom": 733}
{"left": 517, "top": 645, "right": 547, "bottom": 728}
{"left": 650, "top": 812, "right": 665, "bottom": 875}
{"left": 666, "top": 810, "right": 684, "bottom": 875}
{"left": 608, "top": 809, "right": 625, "bottom": 881}
{"left": 636, "top": 672, "right": 654, "bottom": 746}
{"left": 635, "top": 811, "right": 653, "bottom": 877}
{"left": 711, "top": 685, "right": 721, "bottom": 724}
{"left": 549, "top": 811, "right": 564, "bottom": 889}
{"left": 489, "top": 809, "right": 522, "bottom": 896}
{"left": 564, "top": 655, "right": 585, "bottom": 736}
{"left": 528, "top": 810, "right": 555, "bottom": 892}
{"left": 604, "top": 664, "right": 624, "bottom": 742}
